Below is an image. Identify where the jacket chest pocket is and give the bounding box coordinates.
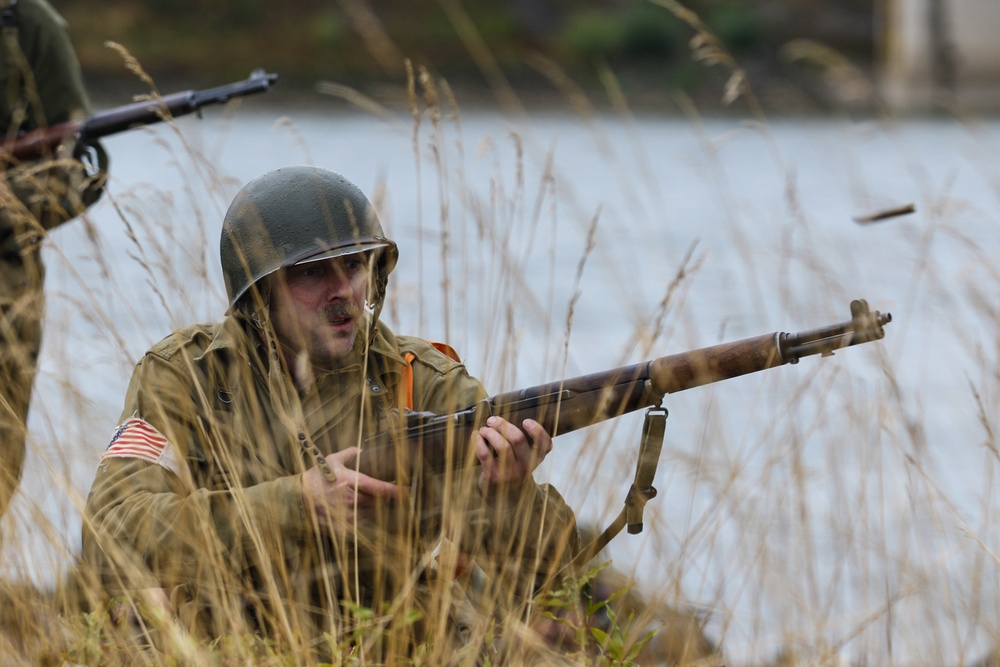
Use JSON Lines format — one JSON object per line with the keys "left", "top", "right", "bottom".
{"left": 304, "top": 379, "right": 398, "bottom": 456}
{"left": 193, "top": 388, "right": 276, "bottom": 490}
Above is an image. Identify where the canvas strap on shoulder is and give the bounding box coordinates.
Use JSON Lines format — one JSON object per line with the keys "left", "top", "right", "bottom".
{"left": 400, "top": 352, "right": 417, "bottom": 410}
{"left": 567, "top": 405, "right": 667, "bottom": 571}
{"left": 399, "top": 341, "right": 461, "bottom": 410}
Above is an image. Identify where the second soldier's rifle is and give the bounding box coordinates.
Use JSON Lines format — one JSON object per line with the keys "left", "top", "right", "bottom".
{"left": 340, "top": 299, "right": 891, "bottom": 502}
{"left": 0, "top": 68, "right": 278, "bottom": 162}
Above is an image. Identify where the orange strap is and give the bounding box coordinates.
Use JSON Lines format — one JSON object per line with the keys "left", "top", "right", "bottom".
{"left": 399, "top": 341, "right": 461, "bottom": 410}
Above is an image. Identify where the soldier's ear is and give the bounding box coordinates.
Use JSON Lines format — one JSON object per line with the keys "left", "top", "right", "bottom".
{"left": 235, "top": 277, "right": 272, "bottom": 321}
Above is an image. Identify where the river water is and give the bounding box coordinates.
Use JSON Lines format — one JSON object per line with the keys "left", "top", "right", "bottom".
{"left": 3, "top": 102, "right": 999, "bottom": 664}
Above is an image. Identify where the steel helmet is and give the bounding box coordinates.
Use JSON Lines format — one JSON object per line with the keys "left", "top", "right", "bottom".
{"left": 220, "top": 166, "right": 398, "bottom": 315}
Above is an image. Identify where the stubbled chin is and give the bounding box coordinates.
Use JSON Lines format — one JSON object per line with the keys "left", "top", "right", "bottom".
{"left": 318, "top": 327, "right": 358, "bottom": 358}
{"left": 316, "top": 313, "right": 371, "bottom": 363}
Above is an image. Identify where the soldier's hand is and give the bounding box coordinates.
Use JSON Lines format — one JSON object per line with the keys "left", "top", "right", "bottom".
{"left": 301, "top": 447, "right": 402, "bottom": 534}
{"left": 474, "top": 416, "right": 553, "bottom": 499}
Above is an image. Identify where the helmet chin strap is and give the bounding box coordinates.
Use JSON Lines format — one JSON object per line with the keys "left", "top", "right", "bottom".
{"left": 364, "top": 255, "right": 390, "bottom": 348}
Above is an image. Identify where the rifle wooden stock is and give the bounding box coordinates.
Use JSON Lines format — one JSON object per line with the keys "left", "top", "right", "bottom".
{"left": 1, "top": 69, "right": 278, "bottom": 161}
{"left": 352, "top": 299, "right": 892, "bottom": 482}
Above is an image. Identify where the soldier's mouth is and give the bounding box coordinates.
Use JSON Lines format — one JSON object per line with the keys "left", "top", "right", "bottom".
{"left": 325, "top": 303, "right": 358, "bottom": 328}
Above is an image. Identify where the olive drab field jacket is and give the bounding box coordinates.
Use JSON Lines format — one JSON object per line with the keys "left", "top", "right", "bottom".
{"left": 0, "top": 0, "right": 107, "bottom": 521}
{"left": 83, "top": 314, "right": 580, "bottom": 654}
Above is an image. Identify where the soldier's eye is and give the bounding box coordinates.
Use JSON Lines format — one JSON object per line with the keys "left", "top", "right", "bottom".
{"left": 288, "top": 264, "right": 325, "bottom": 285}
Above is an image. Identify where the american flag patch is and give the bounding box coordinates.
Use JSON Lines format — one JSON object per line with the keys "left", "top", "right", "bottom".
{"left": 102, "top": 417, "right": 181, "bottom": 476}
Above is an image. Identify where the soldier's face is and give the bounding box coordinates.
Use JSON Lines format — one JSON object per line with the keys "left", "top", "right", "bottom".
{"left": 268, "top": 254, "right": 371, "bottom": 364}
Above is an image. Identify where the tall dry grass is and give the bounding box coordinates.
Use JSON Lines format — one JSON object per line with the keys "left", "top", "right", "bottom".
{"left": 0, "top": 41, "right": 720, "bottom": 667}
{"left": 1, "top": 1, "right": 1000, "bottom": 665}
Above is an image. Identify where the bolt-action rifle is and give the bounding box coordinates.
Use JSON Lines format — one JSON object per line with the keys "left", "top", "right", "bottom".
{"left": 327, "top": 299, "right": 891, "bottom": 490}
{"left": 303, "top": 298, "right": 891, "bottom": 566}
{"left": 0, "top": 68, "right": 278, "bottom": 161}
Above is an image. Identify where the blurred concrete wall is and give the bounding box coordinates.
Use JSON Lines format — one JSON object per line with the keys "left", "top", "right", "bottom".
{"left": 881, "top": 0, "right": 1000, "bottom": 111}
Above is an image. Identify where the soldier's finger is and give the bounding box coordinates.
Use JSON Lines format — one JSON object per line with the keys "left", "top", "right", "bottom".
{"left": 486, "top": 418, "right": 535, "bottom": 466}
{"left": 521, "top": 419, "right": 553, "bottom": 457}
{"left": 478, "top": 425, "right": 514, "bottom": 465}
{"left": 485, "top": 416, "right": 526, "bottom": 447}
{"left": 474, "top": 432, "right": 497, "bottom": 478}
{"left": 349, "top": 472, "right": 403, "bottom": 499}
{"left": 328, "top": 446, "right": 361, "bottom": 466}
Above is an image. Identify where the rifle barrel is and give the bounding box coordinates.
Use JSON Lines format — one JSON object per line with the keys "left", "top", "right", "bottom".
{"left": 80, "top": 70, "right": 278, "bottom": 143}
{"left": 189, "top": 69, "right": 278, "bottom": 107}
{"left": 650, "top": 299, "right": 890, "bottom": 394}
{"left": 779, "top": 299, "right": 891, "bottom": 360}
{"left": 78, "top": 91, "right": 197, "bottom": 140}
